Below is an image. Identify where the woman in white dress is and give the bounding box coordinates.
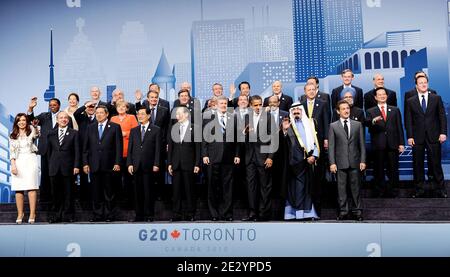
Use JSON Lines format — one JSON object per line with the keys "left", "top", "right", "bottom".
{"left": 63, "top": 92, "right": 79, "bottom": 130}
{"left": 9, "top": 113, "right": 40, "bottom": 224}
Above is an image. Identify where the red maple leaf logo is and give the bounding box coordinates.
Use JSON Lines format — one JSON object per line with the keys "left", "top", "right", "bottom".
{"left": 171, "top": 229, "right": 181, "bottom": 239}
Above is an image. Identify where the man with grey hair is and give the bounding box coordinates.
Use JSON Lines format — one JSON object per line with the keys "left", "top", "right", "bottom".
{"left": 107, "top": 88, "right": 136, "bottom": 117}
{"left": 364, "top": 73, "right": 397, "bottom": 112}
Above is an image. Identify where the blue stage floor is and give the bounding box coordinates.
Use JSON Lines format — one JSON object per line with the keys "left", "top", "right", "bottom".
{"left": 1, "top": 221, "right": 450, "bottom": 257}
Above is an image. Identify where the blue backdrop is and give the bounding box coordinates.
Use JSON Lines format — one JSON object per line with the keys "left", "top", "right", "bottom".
{"left": 1, "top": 0, "right": 450, "bottom": 203}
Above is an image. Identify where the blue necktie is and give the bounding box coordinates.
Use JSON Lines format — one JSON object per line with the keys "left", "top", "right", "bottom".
{"left": 151, "top": 108, "right": 156, "bottom": 124}
{"left": 141, "top": 125, "right": 146, "bottom": 141}
{"left": 421, "top": 95, "right": 426, "bottom": 113}
{"left": 98, "top": 124, "right": 103, "bottom": 139}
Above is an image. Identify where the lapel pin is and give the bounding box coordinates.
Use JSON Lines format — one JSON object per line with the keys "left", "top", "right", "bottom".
{"left": 316, "top": 104, "right": 319, "bottom": 107}
{"left": 355, "top": 117, "right": 358, "bottom": 120}
{"left": 108, "top": 125, "right": 111, "bottom": 128}
{"left": 66, "top": 132, "right": 69, "bottom": 136}
{"left": 388, "top": 109, "right": 391, "bottom": 112}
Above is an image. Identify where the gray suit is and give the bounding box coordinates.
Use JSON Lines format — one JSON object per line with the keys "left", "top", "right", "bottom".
{"left": 328, "top": 119, "right": 366, "bottom": 217}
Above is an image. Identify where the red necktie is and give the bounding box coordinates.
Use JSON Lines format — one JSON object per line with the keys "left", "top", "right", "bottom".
{"left": 380, "top": 106, "right": 386, "bottom": 121}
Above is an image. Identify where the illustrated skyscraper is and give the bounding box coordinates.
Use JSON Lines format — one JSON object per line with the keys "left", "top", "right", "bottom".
{"left": 292, "top": 0, "right": 364, "bottom": 82}
{"left": 191, "top": 19, "right": 246, "bottom": 101}
{"left": 116, "top": 21, "right": 152, "bottom": 96}
{"left": 43, "top": 29, "right": 55, "bottom": 101}
{"left": 59, "top": 18, "right": 105, "bottom": 103}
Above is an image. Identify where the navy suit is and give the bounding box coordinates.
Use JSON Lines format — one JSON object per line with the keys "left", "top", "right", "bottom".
{"left": 83, "top": 121, "right": 123, "bottom": 220}
{"left": 405, "top": 93, "right": 447, "bottom": 195}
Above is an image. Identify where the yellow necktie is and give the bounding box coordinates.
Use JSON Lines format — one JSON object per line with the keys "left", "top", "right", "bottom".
{"left": 308, "top": 101, "right": 314, "bottom": 118}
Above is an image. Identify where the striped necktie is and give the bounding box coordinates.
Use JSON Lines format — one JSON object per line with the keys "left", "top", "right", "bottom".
{"left": 59, "top": 129, "right": 65, "bottom": 145}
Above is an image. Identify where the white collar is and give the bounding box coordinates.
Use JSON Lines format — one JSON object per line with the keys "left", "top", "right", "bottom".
{"left": 98, "top": 119, "right": 108, "bottom": 126}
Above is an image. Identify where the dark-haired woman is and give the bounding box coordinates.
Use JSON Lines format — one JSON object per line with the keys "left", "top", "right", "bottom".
{"left": 9, "top": 113, "right": 39, "bottom": 224}
{"left": 64, "top": 92, "right": 80, "bottom": 130}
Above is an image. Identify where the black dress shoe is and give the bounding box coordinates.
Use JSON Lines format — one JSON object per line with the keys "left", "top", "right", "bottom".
{"left": 189, "top": 216, "right": 195, "bottom": 222}
{"left": 211, "top": 217, "right": 218, "bottom": 221}
{"left": 355, "top": 215, "right": 364, "bottom": 221}
{"left": 412, "top": 191, "right": 425, "bottom": 198}
{"left": 146, "top": 217, "right": 154, "bottom": 222}
{"left": 436, "top": 190, "right": 448, "bottom": 198}
{"left": 225, "top": 217, "right": 233, "bottom": 222}
{"left": 337, "top": 214, "right": 347, "bottom": 221}
{"left": 89, "top": 217, "right": 103, "bottom": 222}
{"left": 170, "top": 217, "right": 182, "bottom": 222}
{"left": 242, "top": 215, "right": 257, "bottom": 221}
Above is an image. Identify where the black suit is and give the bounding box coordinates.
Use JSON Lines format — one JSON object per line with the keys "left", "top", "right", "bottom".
{"left": 167, "top": 122, "right": 201, "bottom": 219}
{"left": 331, "top": 85, "right": 364, "bottom": 110}
{"left": 142, "top": 98, "right": 170, "bottom": 110}
{"left": 73, "top": 106, "right": 97, "bottom": 202}
{"left": 127, "top": 124, "right": 161, "bottom": 220}
{"left": 107, "top": 101, "right": 136, "bottom": 117}
{"left": 405, "top": 93, "right": 447, "bottom": 194}
{"left": 28, "top": 111, "right": 73, "bottom": 202}
{"left": 403, "top": 88, "right": 437, "bottom": 181}
{"left": 202, "top": 113, "right": 240, "bottom": 219}
{"left": 332, "top": 106, "right": 365, "bottom": 124}
{"left": 364, "top": 88, "right": 398, "bottom": 112}
{"left": 172, "top": 98, "right": 201, "bottom": 125}
{"left": 366, "top": 105, "right": 404, "bottom": 196}
{"left": 230, "top": 96, "right": 250, "bottom": 108}
{"left": 244, "top": 111, "right": 275, "bottom": 220}
{"left": 83, "top": 121, "right": 123, "bottom": 220}
{"left": 302, "top": 98, "right": 330, "bottom": 215}
{"left": 47, "top": 127, "right": 80, "bottom": 221}
{"left": 403, "top": 88, "right": 437, "bottom": 116}
{"left": 263, "top": 94, "right": 293, "bottom": 112}
{"left": 300, "top": 91, "right": 331, "bottom": 115}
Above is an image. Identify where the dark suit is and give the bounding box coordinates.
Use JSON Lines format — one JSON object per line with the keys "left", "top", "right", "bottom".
{"left": 364, "top": 88, "right": 398, "bottom": 112}
{"left": 107, "top": 101, "right": 136, "bottom": 117}
{"left": 167, "top": 122, "right": 201, "bottom": 219}
{"left": 142, "top": 98, "right": 170, "bottom": 110}
{"left": 202, "top": 98, "right": 234, "bottom": 112}
{"left": 230, "top": 95, "right": 250, "bottom": 108}
{"left": 328, "top": 119, "right": 366, "bottom": 217}
{"left": 73, "top": 106, "right": 97, "bottom": 202}
{"left": 331, "top": 85, "right": 364, "bottom": 110}
{"left": 366, "top": 105, "right": 404, "bottom": 196}
{"left": 234, "top": 109, "right": 250, "bottom": 202}
{"left": 47, "top": 127, "right": 80, "bottom": 222}
{"left": 269, "top": 109, "right": 289, "bottom": 200}
{"left": 83, "top": 121, "right": 123, "bottom": 220}
{"left": 127, "top": 124, "right": 161, "bottom": 220}
{"left": 202, "top": 113, "right": 240, "bottom": 219}
{"left": 263, "top": 94, "right": 293, "bottom": 112}
{"left": 28, "top": 111, "right": 73, "bottom": 202}
{"left": 300, "top": 91, "right": 331, "bottom": 115}
{"left": 405, "top": 93, "right": 447, "bottom": 195}
{"left": 302, "top": 98, "right": 330, "bottom": 216}
{"left": 332, "top": 106, "right": 365, "bottom": 124}
{"left": 244, "top": 111, "right": 276, "bottom": 220}
{"left": 403, "top": 88, "right": 437, "bottom": 116}
{"left": 172, "top": 98, "right": 201, "bottom": 125}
